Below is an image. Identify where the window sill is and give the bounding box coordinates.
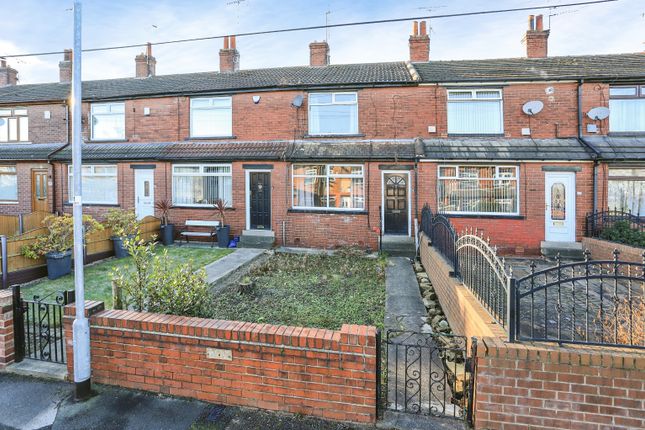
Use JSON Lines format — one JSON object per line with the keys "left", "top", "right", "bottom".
{"left": 303, "top": 134, "right": 365, "bottom": 139}
{"left": 607, "top": 132, "right": 645, "bottom": 137}
{"left": 0, "top": 201, "right": 18, "bottom": 205}
{"left": 63, "top": 202, "right": 120, "bottom": 207}
{"left": 0, "top": 141, "right": 31, "bottom": 145}
{"left": 172, "top": 205, "right": 236, "bottom": 210}
{"left": 288, "top": 208, "right": 367, "bottom": 215}
{"left": 186, "top": 136, "right": 237, "bottom": 141}
{"left": 446, "top": 133, "right": 505, "bottom": 138}
{"left": 88, "top": 139, "right": 128, "bottom": 143}
{"left": 444, "top": 213, "right": 524, "bottom": 220}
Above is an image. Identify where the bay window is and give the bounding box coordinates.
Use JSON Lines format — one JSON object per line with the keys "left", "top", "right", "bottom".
{"left": 608, "top": 168, "right": 645, "bottom": 216}
{"left": 91, "top": 103, "right": 125, "bottom": 141}
{"left": 609, "top": 85, "right": 645, "bottom": 133}
{"left": 0, "top": 166, "right": 18, "bottom": 202}
{"left": 438, "top": 165, "right": 519, "bottom": 215}
{"left": 0, "top": 108, "right": 28, "bottom": 142}
{"left": 68, "top": 165, "right": 118, "bottom": 204}
{"left": 447, "top": 89, "right": 503, "bottom": 135}
{"left": 292, "top": 164, "right": 364, "bottom": 210}
{"left": 190, "top": 97, "right": 233, "bottom": 138}
{"left": 172, "top": 164, "right": 232, "bottom": 206}
{"left": 308, "top": 92, "right": 358, "bottom": 135}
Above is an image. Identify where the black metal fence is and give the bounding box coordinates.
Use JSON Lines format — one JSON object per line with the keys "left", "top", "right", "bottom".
{"left": 420, "top": 205, "right": 459, "bottom": 277}
{"left": 585, "top": 209, "right": 645, "bottom": 238}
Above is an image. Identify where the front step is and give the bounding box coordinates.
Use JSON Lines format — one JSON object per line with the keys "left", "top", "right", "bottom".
{"left": 540, "top": 241, "right": 584, "bottom": 259}
{"left": 239, "top": 229, "right": 275, "bottom": 249}
{"left": 381, "top": 235, "right": 416, "bottom": 258}
{"left": 4, "top": 360, "right": 68, "bottom": 381}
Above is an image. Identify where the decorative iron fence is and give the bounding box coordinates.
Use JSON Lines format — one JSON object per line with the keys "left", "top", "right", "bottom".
{"left": 585, "top": 209, "right": 645, "bottom": 238}
{"left": 456, "top": 229, "right": 511, "bottom": 330}
{"left": 420, "top": 204, "right": 433, "bottom": 237}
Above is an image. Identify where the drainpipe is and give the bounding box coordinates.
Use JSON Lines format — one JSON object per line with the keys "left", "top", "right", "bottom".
{"left": 577, "top": 79, "right": 600, "bottom": 215}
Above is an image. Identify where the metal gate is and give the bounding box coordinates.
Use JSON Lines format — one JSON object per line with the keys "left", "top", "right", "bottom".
{"left": 12, "top": 285, "right": 75, "bottom": 364}
{"left": 380, "top": 330, "right": 476, "bottom": 425}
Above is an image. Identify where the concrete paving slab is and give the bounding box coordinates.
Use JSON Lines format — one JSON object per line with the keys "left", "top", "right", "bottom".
{"left": 204, "top": 248, "right": 265, "bottom": 286}
{"left": 0, "top": 373, "right": 67, "bottom": 430}
{"left": 5, "top": 360, "right": 67, "bottom": 381}
{"left": 384, "top": 257, "right": 427, "bottom": 332}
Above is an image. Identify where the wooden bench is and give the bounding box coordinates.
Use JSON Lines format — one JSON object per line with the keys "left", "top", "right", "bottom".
{"left": 179, "top": 220, "right": 220, "bottom": 247}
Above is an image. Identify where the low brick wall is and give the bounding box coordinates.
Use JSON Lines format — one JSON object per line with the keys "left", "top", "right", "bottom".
{"left": 0, "top": 289, "right": 14, "bottom": 368}
{"left": 63, "top": 302, "right": 378, "bottom": 424}
{"left": 475, "top": 337, "right": 645, "bottom": 430}
{"left": 582, "top": 237, "right": 644, "bottom": 263}
{"left": 419, "top": 233, "right": 506, "bottom": 340}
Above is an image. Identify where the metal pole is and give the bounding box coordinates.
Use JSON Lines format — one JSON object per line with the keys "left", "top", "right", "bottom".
{"left": 71, "top": 0, "right": 91, "bottom": 400}
{"left": 1, "top": 235, "right": 7, "bottom": 290}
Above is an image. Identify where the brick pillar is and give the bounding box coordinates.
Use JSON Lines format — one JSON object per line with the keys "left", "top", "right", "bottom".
{"left": 309, "top": 41, "right": 330, "bottom": 67}
{"left": 0, "top": 289, "right": 15, "bottom": 368}
{"left": 63, "top": 300, "right": 105, "bottom": 381}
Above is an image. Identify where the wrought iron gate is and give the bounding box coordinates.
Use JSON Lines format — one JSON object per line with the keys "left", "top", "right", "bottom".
{"left": 380, "top": 330, "right": 476, "bottom": 425}
{"left": 13, "top": 285, "right": 75, "bottom": 364}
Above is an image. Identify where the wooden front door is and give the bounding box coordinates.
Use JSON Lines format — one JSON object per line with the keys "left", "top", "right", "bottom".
{"left": 384, "top": 173, "right": 408, "bottom": 235}
{"left": 249, "top": 172, "right": 271, "bottom": 230}
{"left": 31, "top": 169, "right": 48, "bottom": 212}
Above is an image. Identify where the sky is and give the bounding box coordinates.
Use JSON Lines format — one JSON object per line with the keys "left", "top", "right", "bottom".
{"left": 1, "top": 0, "right": 643, "bottom": 84}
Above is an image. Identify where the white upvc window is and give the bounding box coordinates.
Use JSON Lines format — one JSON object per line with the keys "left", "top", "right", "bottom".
{"left": 0, "top": 166, "right": 18, "bottom": 202}
{"left": 609, "top": 85, "right": 645, "bottom": 133}
{"left": 190, "top": 97, "right": 233, "bottom": 138}
{"left": 68, "top": 164, "right": 118, "bottom": 204}
{"left": 447, "top": 89, "right": 503, "bottom": 135}
{"left": 91, "top": 102, "right": 125, "bottom": 141}
{"left": 172, "top": 164, "right": 232, "bottom": 207}
{"left": 308, "top": 92, "right": 358, "bottom": 135}
{"left": 438, "top": 165, "right": 519, "bottom": 215}
{"left": 608, "top": 167, "right": 645, "bottom": 216}
{"left": 0, "top": 108, "right": 28, "bottom": 142}
{"left": 292, "top": 164, "right": 364, "bottom": 210}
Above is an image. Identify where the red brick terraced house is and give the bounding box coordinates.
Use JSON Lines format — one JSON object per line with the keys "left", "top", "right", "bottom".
{"left": 0, "top": 17, "right": 644, "bottom": 255}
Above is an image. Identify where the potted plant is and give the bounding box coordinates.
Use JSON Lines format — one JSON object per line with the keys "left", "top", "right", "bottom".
{"left": 213, "top": 198, "right": 230, "bottom": 248}
{"left": 104, "top": 208, "right": 140, "bottom": 258}
{"left": 21, "top": 214, "right": 103, "bottom": 280}
{"left": 155, "top": 199, "right": 174, "bottom": 246}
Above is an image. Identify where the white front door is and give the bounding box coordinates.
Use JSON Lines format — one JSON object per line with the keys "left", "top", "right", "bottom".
{"left": 545, "top": 172, "right": 576, "bottom": 242}
{"left": 135, "top": 169, "right": 154, "bottom": 219}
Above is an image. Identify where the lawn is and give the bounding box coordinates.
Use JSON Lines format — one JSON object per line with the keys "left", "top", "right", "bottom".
{"left": 209, "top": 250, "right": 386, "bottom": 330}
{"left": 21, "top": 245, "right": 232, "bottom": 308}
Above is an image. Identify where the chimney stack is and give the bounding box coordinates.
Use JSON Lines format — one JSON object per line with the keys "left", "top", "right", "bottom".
{"left": 59, "top": 49, "right": 73, "bottom": 83}
{"left": 0, "top": 58, "right": 18, "bottom": 86}
{"left": 523, "top": 14, "right": 549, "bottom": 58}
{"left": 409, "top": 20, "right": 430, "bottom": 62}
{"left": 135, "top": 42, "right": 156, "bottom": 77}
{"left": 309, "top": 41, "right": 330, "bottom": 67}
{"left": 219, "top": 36, "right": 240, "bottom": 73}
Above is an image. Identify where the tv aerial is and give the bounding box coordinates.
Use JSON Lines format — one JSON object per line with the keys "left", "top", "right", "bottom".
{"left": 587, "top": 106, "right": 610, "bottom": 121}
{"left": 522, "top": 100, "right": 544, "bottom": 116}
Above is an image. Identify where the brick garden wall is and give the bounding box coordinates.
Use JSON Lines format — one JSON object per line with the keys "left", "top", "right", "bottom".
{"left": 582, "top": 237, "right": 644, "bottom": 263}
{"left": 0, "top": 289, "right": 14, "bottom": 368}
{"left": 63, "top": 302, "right": 378, "bottom": 424}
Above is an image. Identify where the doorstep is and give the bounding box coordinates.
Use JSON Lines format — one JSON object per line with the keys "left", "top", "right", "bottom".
{"left": 239, "top": 230, "right": 275, "bottom": 249}
{"left": 4, "top": 360, "right": 67, "bottom": 381}
{"left": 540, "top": 241, "right": 584, "bottom": 259}
{"left": 381, "top": 235, "right": 416, "bottom": 258}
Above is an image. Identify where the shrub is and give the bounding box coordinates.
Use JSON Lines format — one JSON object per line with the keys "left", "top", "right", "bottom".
{"left": 104, "top": 208, "right": 139, "bottom": 238}
{"left": 111, "top": 236, "right": 211, "bottom": 318}
{"left": 599, "top": 220, "right": 645, "bottom": 248}
{"left": 22, "top": 214, "right": 103, "bottom": 259}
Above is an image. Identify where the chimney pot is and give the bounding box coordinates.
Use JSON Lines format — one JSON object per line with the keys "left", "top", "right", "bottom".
{"left": 535, "top": 14, "right": 543, "bottom": 31}
{"left": 135, "top": 43, "right": 156, "bottom": 78}
{"left": 224, "top": 36, "right": 230, "bottom": 50}
{"left": 420, "top": 21, "right": 427, "bottom": 36}
{"left": 409, "top": 20, "right": 430, "bottom": 62}
{"left": 413, "top": 21, "right": 419, "bottom": 36}
{"left": 528, "top": 15, "right": 535, "bottom": 30}
{"left": 309, "top": 41, "right": 330, "bottom": 67}
{"left": 523, "top": 14, "right": 549, "bottom": 58}
{"left": 230, "top": 35, "right": 236, "bottom": 49}
{"left": 219, "top": 36, "right": 240, "bottom": 73}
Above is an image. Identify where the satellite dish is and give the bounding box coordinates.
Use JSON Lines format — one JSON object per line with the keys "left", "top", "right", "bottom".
{"left": 587, "top": 106, "right": 610, "bottom": 121}
{"left": 291, "top": 95, "right": 303, "bottom": 108}
{"left": 522, "top": 100, "right": 544, "bottom": 116}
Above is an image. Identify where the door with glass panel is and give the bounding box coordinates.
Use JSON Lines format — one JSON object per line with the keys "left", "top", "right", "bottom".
{"left": 31, "top": 169, "right": 48, "bottom": 213}
{"left": 135, "top": 169, "right": 154, "bottom": 219}
{"left": 384, "top": 173, "right": 408, "bottom": 235}
{"left": 545, "top": 172, "right": 576, "bottom": 242}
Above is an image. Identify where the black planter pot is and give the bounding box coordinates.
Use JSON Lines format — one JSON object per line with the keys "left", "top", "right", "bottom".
{"left": 112, "top": 235, "right": 134, "bottom": 258}
{"left": 45, "top": 250, "right": 72, "bottom": 280}
{"left": 217, "top": 225, "right": 231, "bottom": 248}
{"left": 160, "top": 224, "right": 175, "bottom": 246}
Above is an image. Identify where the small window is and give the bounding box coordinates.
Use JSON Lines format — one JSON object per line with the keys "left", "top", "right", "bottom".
{"left": 91, "top": 103, "right": 125, "bottom": 141}
{"left": 292, "top": 164, "right": 364, "bottom": 210}
{"left": 68, "top": 164, "right": 118, "bottom": 204}
{"left": 0, "top": 166, "right": 18, "bottom": 201}
{"left": 447, "top": 89, "right": 503, "bottom": 135}
{"left": 172, "top": 164, "right": 232, "bottom": 206}
{"left": 308, "top": 92, "right": 358, "bottom": 135}
{"left": 190, "top": 97, "right": 232, "bottom": 138}
{"left": 0, "top": 108, "right": 28, "bottom": 143}
{"left": 608, "top": 167, "right": 645, "bottom": 216}
{"left": 609, "top": 85, "right": 645, "bottom": 133}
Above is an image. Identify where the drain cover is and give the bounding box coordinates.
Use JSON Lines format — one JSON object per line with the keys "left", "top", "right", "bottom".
{"left": 205, "top": 405, "right": 226, "bottom": 422}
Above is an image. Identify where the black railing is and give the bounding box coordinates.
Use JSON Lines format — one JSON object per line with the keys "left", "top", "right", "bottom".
{"left": 585, "top": 209, "right": 645, "bottom": 238}
{"left": 431, "top": 215, "right": 460, "bottom": 277}
{"left": 456, "top": 229, "right": 511, "bottom": 330}
{"left": 420, "top": 204, "right": 433, "bottom": 237}
{"left": 512, "top": 250, "right": 644, "bottom": 349}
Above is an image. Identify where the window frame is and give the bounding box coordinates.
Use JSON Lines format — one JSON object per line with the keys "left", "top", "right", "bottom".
{"left": 67, "top": 164, "right": 118, "bottom": 205}
{"left": 90, "top": 102, "right": 126, "bottom": 141}
{"left": 189, "top": 96, "right": 233, "bottom": 138}
{"left": 446, "top": 89, "right": 504, "bottom": 135}
{"left": 171, "top": 163, "right": 233, "bottom": 207}
{"left": 437, "top": 164, "right": 520, "bottom": 216}
{"left": 307, "top": 91, "right": 359, "bottom": 136}
{"left": 0, "top": 165, "right": 18, "bottom": 203}
{"left": 291, "top": 163, "right": 365, "bottom": 211}
{"left": 0, "top": 108, "right": 29, "bottom": 143}
{"left": 608, "top": 85, "right": 645, "bottom": 133}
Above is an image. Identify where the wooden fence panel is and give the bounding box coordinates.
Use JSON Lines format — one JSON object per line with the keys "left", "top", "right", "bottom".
{"left": 85, "top": 228, "right": 113, "bottom": 255}
{"left": 22, "top": 212, "right": 49, "bottom": 233}
{"left": 0, "top": 215, "right": 19, "bottom": 237}
{"left": 140, "top": 216, "right": 161, "bottom": 241}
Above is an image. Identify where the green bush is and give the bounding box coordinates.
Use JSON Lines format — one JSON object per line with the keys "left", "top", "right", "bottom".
{"left": 599, "top": 220, "right": 645, "bottom": 248}
{"left": 104, "top": 208, "right": 139, "bottom": 238}
{"left": 111, "top": 236, "right": 211, "bottom": 317}
{"left": 21, "top": 214, "right": 103, "bottom": 259}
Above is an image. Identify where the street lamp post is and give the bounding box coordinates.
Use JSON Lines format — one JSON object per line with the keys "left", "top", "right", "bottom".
{"left": 71, "top": 0, "right": 91, "bottom": 400}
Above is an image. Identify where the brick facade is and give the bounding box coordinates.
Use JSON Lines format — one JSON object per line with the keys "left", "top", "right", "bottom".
{"left": 0, "top": 162, "right": 54, "bottom": 216}
{"left": 0, "top": 289, "right": 15, "bottom": 369}
{"left": 63, "top": 301, "right": 378, "bottom": 424}
{"left": 582, "top": 237, "right": 645, "bottom": 263}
